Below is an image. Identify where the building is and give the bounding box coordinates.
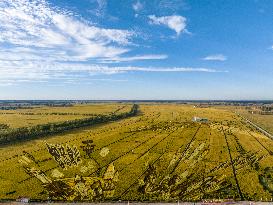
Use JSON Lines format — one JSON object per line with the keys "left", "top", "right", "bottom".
{"left": 16, "top": 197, "right": 30, "bottom": 203}
{"left": 192, "top": 116, "right": 209, "bottom": 123}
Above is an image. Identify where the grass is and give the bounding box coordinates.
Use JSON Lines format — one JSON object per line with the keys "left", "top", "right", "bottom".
{"left": 0, "top": 104, "right": 273, "bottom": 201}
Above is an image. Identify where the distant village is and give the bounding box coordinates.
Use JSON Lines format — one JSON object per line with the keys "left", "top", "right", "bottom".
{"left": 0, "top": 100, "right": 273, "bottom": 114}
{"left": 192, "top": 101, "right": 273, "bottom": 115}
{"left": 245, "top": 105, "right": 273, "bottom": 115}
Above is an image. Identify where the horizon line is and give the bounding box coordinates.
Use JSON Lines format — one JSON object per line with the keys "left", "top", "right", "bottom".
{"left": 0, "top": 99, "right": 273, "bottom": 102}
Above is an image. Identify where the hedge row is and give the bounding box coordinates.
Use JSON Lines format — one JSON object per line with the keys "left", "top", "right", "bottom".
{"left": 0, "top": 104, "right": 139, "bottom": 145}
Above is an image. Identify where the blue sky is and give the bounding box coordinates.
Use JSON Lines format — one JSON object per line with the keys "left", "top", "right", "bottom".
{"left": 0, "top": 0, "right": 272, "bottom": 100}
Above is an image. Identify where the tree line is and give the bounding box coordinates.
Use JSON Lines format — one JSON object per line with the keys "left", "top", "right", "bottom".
{"left": 0, "top": 104, "right": 139, "bottom": 145}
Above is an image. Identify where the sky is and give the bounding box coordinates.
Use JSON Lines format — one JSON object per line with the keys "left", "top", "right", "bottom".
{"left": 0, "top": 0, "right": 273, "bottom": 100}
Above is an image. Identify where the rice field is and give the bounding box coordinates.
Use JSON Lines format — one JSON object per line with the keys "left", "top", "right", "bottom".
{"left": 234, "top": 108, "right": 273, "bottom": 135}
{"left": 0, "top": 104, "right": 272, "bottom": 202}
{"left": 0, "top": 104, "right": 131, "bottom": 128}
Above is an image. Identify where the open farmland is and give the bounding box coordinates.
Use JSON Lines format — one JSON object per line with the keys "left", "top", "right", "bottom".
{"left": 0, "top": 104, "right": 273, "bottom": 202}
{"left": 234, "top": 108, "right": 273, "bottom": 135}
{"left": 0, "top": 103, "right": 135, "bottom": 145}
{"left": 0, "top": 104, "right": 131, "bottom": 129}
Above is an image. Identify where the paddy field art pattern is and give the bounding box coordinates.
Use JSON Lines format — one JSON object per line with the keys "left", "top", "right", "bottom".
{"left": 0, "top": 104, "right": 273, "bottom": 202}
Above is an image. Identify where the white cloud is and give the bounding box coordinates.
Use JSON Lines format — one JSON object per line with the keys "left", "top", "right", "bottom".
{"left": 0, "top": 0, "right": 134, "bottom": 61}
{"left": 0, "top": 59, "right": 227, "bottom": 85}
{"left": 100, "top": 54, "right": 168, "bottom": 63}
{"left": 202, "top": 54, "right": 227, "bottom": 61}
{"left": 132, "top": 1, "right": 144, "bottom": 17}
{"left": 0, "top": 0, "right": 227, "bottom": 86}
{"left": 148, "top": 15, "right": 187, "bottom": 35}
{"left": 133, "top": 1, "right": 143, "bottom": 12}
{"left": 0, "top": 0, "right": 171, "bottom": 83}
{"left": 84, "top": 78, "right": 128, "bottom": 83}
{"left": 0, "top": 0, "right": 170, "bottom": 64}
{"left": 92, "top": 0, "right": 107, "bottom": 17}
{"left": 0, "top": 60, "right": 225, "bottom": 75}
{"left": 157, "top": 0, "right": 189, "bottom": 14}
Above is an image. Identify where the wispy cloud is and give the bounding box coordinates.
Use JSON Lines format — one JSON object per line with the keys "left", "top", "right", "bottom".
{"left": 85, "top": 78, "right": 128, "bottom": 82}
{"left": 0, "top": 0, "right": 134, "bottom": 61}
{"left": 157, "top": 0, "right": 189, "bottom": 13}
{"left": 0, "top": 0, "right": 227, "bottom": 87}
{"left": 202, "top": 54, "right": 227, "bottom": 61}
{"left": 132, "top": 1, "right": 144, "bottom": 17}
{"left": 100, "top": 54, "right": 168, "bottom": 63}
{"left": 0, "top": 59, "right": 227, "bottom": 85}
{"left": 0, "top": 60, "right": 226, "bottom": 75}
{"left": 133, "top": 1, "right": 144, "bottom": 12}
{"left": 148, "top": 15, "right": 188, "bottom": 36}
{"left": 0, "top": 0, "right": 170, "bottom": 74}
{"left": 89, "top": 0, "right": 108, "bottom": 17}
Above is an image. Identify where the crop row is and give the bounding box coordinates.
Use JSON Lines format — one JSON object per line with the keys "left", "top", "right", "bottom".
{"left": 222, "top": 127, "right": 244, "bottom": 200}
{"left": 0, "top": 104, "right": 138, "bottom": 145}
{"left": 0, "top": 109, "right": 161, "bottom": 164}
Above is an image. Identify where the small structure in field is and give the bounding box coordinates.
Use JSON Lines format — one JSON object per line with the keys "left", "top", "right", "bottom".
{"left": 16, "top": 197, "right": 30, "bottom": 203}
{"left": 192, "top": 116, "right": 209, "bottom": 123}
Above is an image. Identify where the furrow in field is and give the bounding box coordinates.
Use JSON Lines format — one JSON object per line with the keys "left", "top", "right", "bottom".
{"left": 116, "top": 125, "right": 195, "bottom": 200}
{"left": 18, "top": 165, "right": 59, "bottom": 184}
{"left": 168, "top": 125, "right": 201, "bottom": 175}
{"left": 0, "top": 113, "right": 159, "bottom": 163}
{"left": 16, "top": 130, "right": 152, "bottom": 184}
{"left": 237, "top": 120, "right": 273, "bottom": 155}
{"left": 117, "top": 129, "right": 177, "bottom": 173}
{"left": 160, "top": 125, "right": 212, "bottom": 201}
{"left": 248, "top": 131, "right": 273, "bottom": 155}
{"left": 227, "top": 128, "right": 273, "bottom": 200}
{"left": 112, "top": 126, "right": 192, "bottom": 199}
{"left": 118, "top": 138, "right": 172, "bottom": 199}
{"left": 88, "top": 133, "right": 158, "bottom": 177}
{"left": 222, "top": 127, "right": 244, "bottom": 200}
{"left": 4, "top": 115, "right": 160, "bottom": 188}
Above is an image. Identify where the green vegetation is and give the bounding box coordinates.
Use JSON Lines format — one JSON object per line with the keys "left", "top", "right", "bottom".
{"left": 0, "top": 104, "right": 138, "bottom": 145}
{"left": 0, "top": 104, "right": 272, "bottom": 202}
{"left": 0, "top": 104, "right": 132, "bottom": 129}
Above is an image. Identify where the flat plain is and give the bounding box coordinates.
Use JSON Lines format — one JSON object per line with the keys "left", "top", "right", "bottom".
{"left": 0, "top": 104, "right": 273, "bottom": 202}
{"left": 0, "top": 104, "right": 131, "bottom": 128}
{"left": 234, "top": 108, "right": 273, "bottom": 135}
